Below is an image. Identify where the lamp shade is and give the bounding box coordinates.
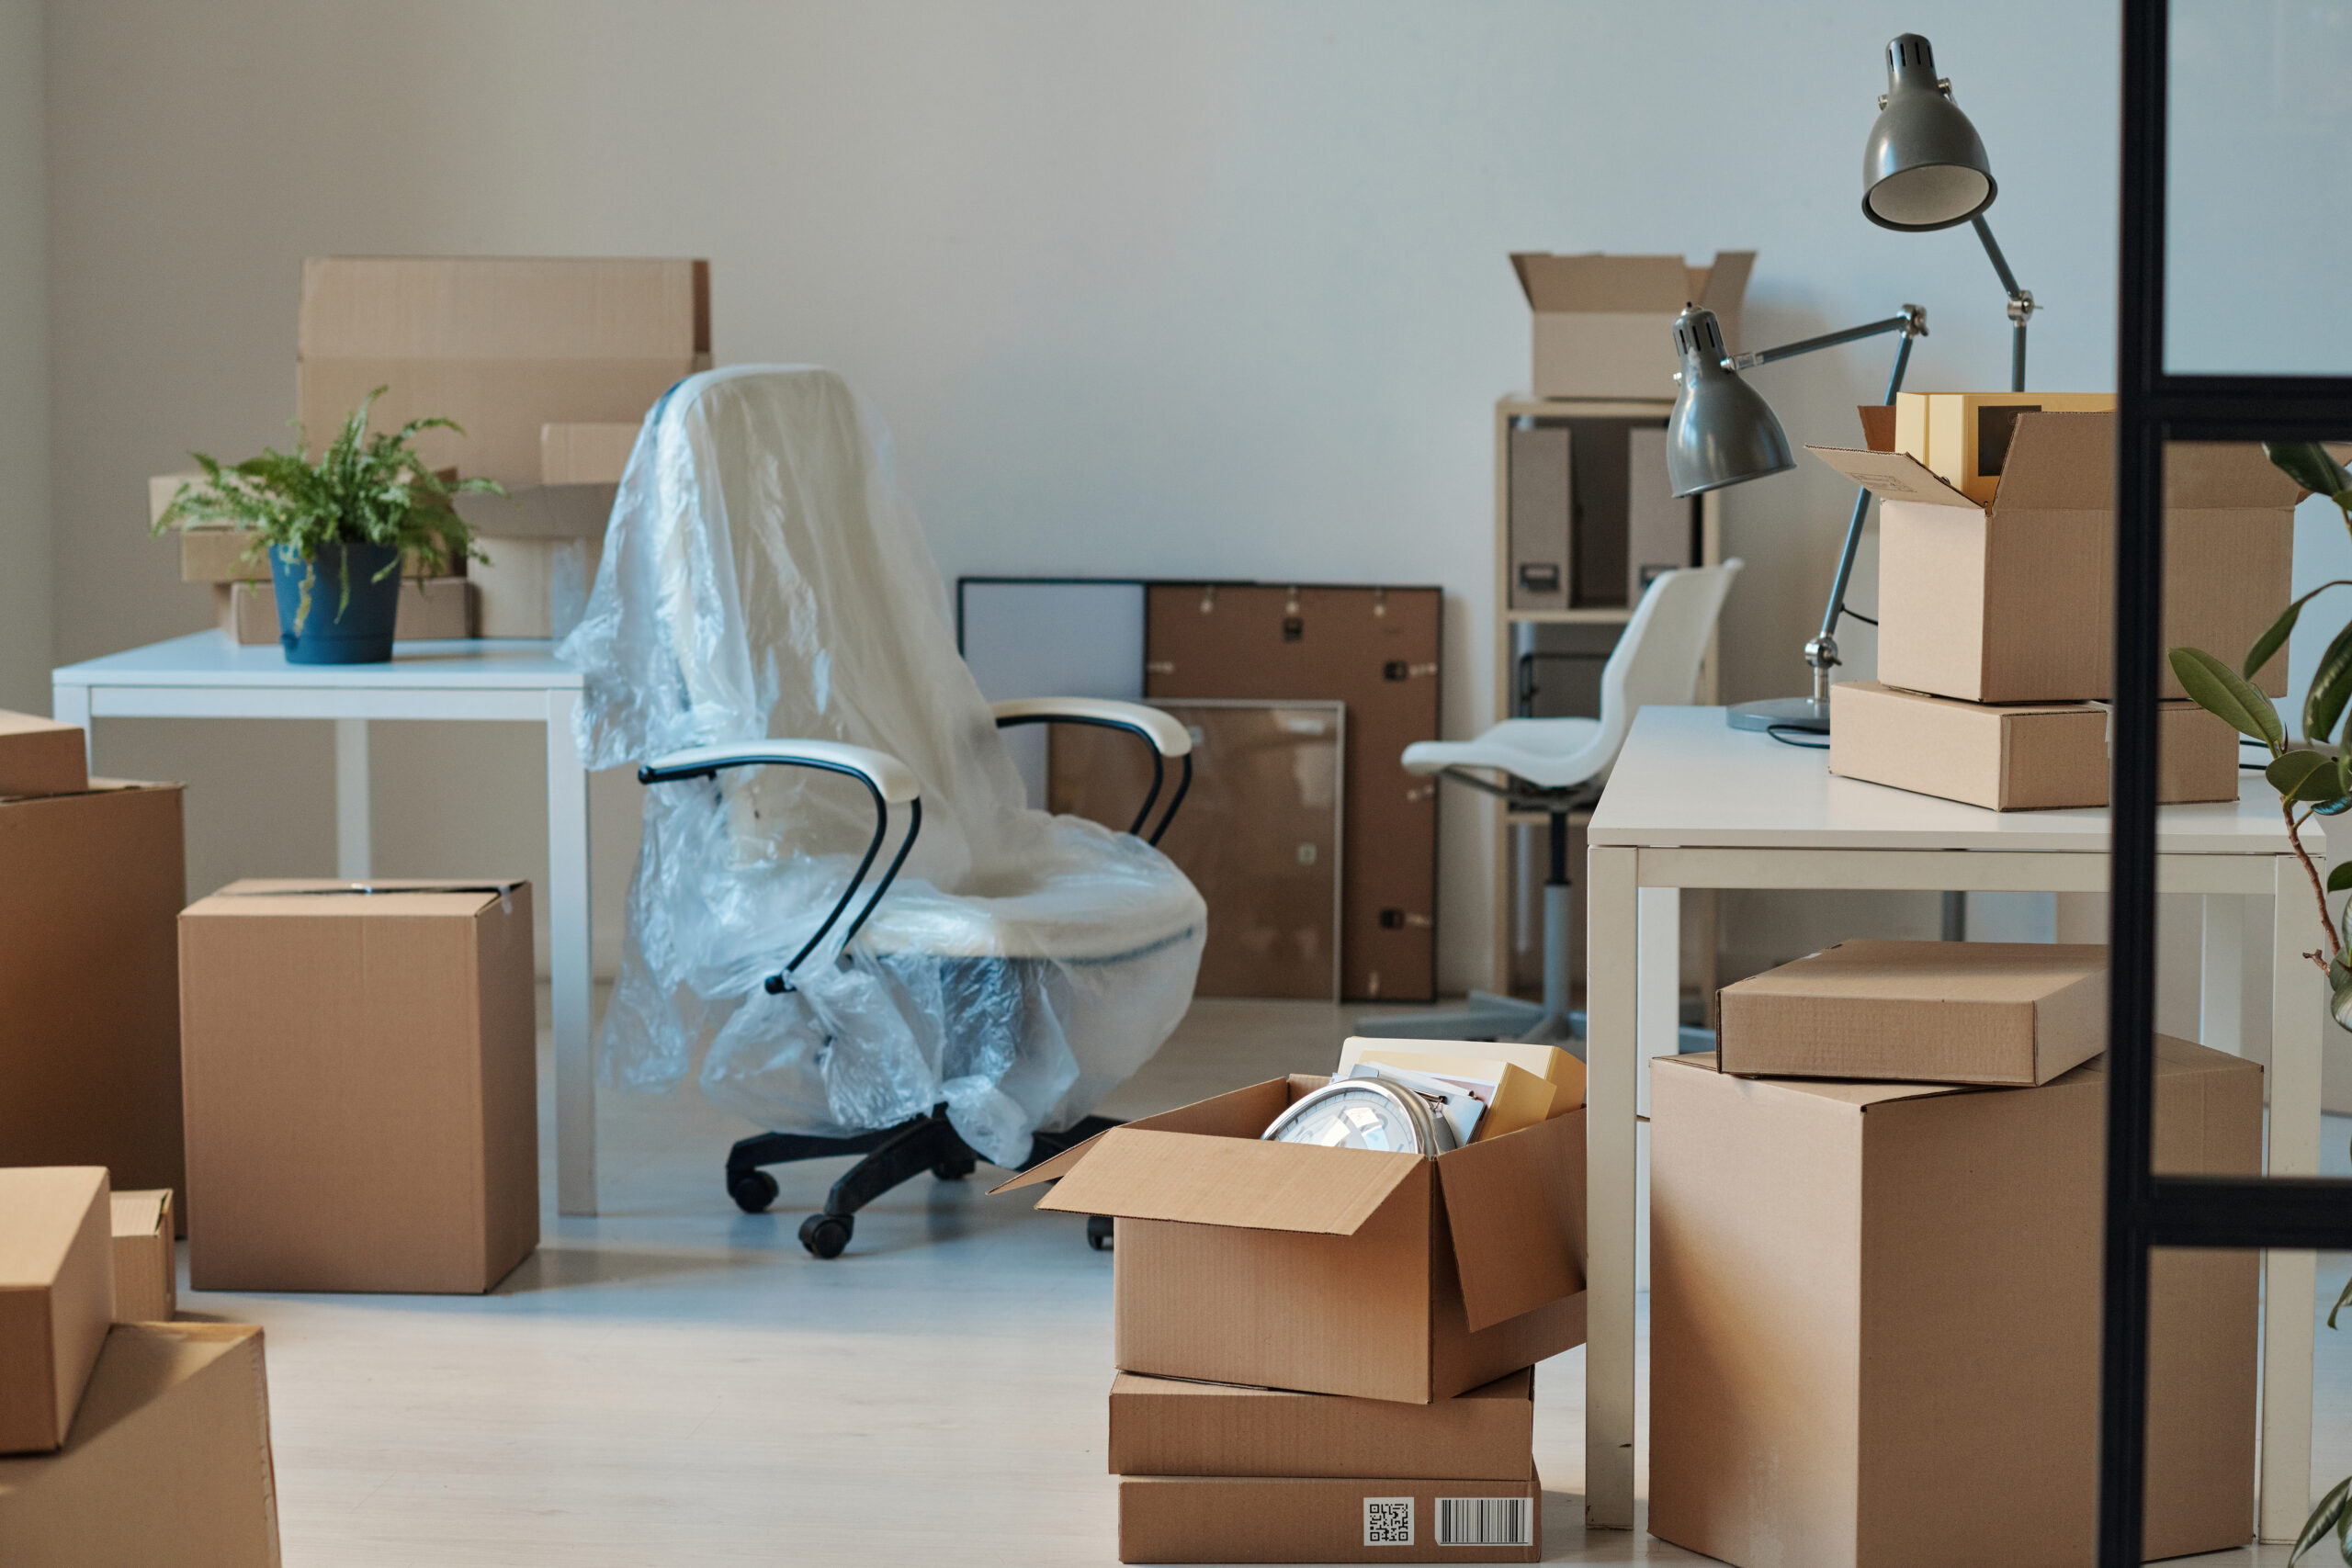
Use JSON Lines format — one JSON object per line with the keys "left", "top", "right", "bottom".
{"left": 1862, "top": 33, "right": 1995, "bottom": 231}
{"left": 1666, "top": 306, "right": 1792, "bottom": 497}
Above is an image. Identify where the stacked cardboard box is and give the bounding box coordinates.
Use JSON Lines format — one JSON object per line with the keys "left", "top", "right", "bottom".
{"left": 1649, "top": 940, "right": 2260, "bottom": 1567}
{"left": 999, "top": 1040, "right": 1589, "bottom": 1562}
{"left": 1805, "top": 400, "right": 2296, "bottom": 809}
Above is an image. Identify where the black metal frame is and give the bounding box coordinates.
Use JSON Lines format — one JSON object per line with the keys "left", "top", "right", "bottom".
{"left": 991, "top": 710, "right": 1193, "bottom": 843}
{"left": 2102, "top": 6, "right": 2352, "bottom": 1562}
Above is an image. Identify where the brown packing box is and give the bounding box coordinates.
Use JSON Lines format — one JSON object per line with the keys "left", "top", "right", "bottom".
{"left": 1109, "top": 1370, "right": 1532, "bottom": 1480}
{"left": 1715, "top": 939, "right": 2106, "bottom": 1086}
{"left": 0, "top": 710, "right": 87, "bottom": 796}
{"left": 179, "top": 879, "right": 538, "bottom": 1293}
{"left": 212, "top": 575, "right": 473, "bottom": 645}
{"left": 1648, "top": 1037, "right": 2260, "bottom": 1568}
{"left": 0, "top": 1169, "right": 113, "bottom": 1454}
{"left": 0, "top": 784, "right": 187, "bottom": 1219}
{"left": 540, "top": 421, "right": 639, "bottom": 484}
{"left": 455, "top": 485, "right": 614, "bottom": 639}
{"left": 1510, "top": 251, "right": 1753, "bottom": 400}
{"left": 1118, "top": 1470, "right": 1541, "bottom": 1563}
{"left": 108, "top": 1190, "right": 175, "bottom": 1324}
{"left": 999, "top": 1077, "right": 1587, "bottom": 1404}
{"left": 1892, "top": 391, "right": 2119, "bottom": 503}
{"left": 1827, "top": 680, "right": 2239, "bottom": 810}
{"left": 1808, "top": 417, "right": 2298, "bottom": 702}
{"left": 0, "top": 1324, "right": 280, "bottom": 1565}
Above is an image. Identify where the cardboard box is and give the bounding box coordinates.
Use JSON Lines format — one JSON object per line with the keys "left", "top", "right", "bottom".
{"left": 212, "top": 575, "right": 473, "bottom": 645}
{"left": 178, "top": 879, "right": 538, "bottom": 1293}
{"left": 540, "top": 421, "right": 639, "bottom": 484}
{"left": 108, "top": 1191, "right": 175, "bottom": 1324}
{"left": 1118, "top": 1471, "right": 1540, "bottom": 1563}
{"left": 0, "top": 711, "right": 87, "bottom": 797}
{"left": 298, "top": 256, "right": 708, "bottom": 485}
{"left": 1510, "top": 251, "right": 1753, "bottom": 401}
{"left": 1827, "top": 680, "right": 2240, "bottom": 810}
{"left": 1715, "top": 939, "right": 2106, "bottom": 1087}
{"left": 0, "top": 1169, "right": 113, "bottom": 1455}
{"left": 1109, "top": 1369, "right": 1532, "bottom": 1480}
{"left": 1891, "top": 391, "right": 2118, "bottom": 502}
{"left": 0, "top": 1324, "right": 280, "bottom": 1565}
{"left": 456, "top": 485, "right": 613, "bottom": 638}
{"left": 1648, "top": 1036, "right": 2260, "bottom": 1568}
{"left": 1336, "top": 1038, "right": 1586, "bottom": 1114}
{"left": 1000, "top": 1077, "right": 1587, "bottom": 1404}
{"left": 1809, "top": 418, "right": 2298, "bottom": 702}
{"left": 0, "top": 784, "right": 187, "bottom": 1220}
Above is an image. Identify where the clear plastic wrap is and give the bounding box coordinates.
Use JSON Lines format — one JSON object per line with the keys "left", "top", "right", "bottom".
{"left": 560, "top": 366, "right": 1204, "bottom": 1167}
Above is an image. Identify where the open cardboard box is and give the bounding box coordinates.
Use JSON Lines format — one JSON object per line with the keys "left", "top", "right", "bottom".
{"left": 997, "top": 1077, "right": 1587, "bottom": 1404}
{"left": 1510, "top": 250, "right": 1752, "bottom": 401}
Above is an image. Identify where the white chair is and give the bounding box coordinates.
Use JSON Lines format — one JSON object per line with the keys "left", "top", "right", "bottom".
{"left": 1356, "top": 560, "right": 1742, "bottom": 1045}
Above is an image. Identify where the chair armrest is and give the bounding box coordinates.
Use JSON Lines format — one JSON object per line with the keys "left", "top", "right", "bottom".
{"left": 989, "top": 698, "right": 1193, "bottom": 758}
{"left": 638, "top": 739, "right": 921, "bottom": 805}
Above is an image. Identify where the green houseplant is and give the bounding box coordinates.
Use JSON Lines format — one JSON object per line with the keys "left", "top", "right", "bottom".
{"left": 155, "top": 387, "right": 501, "bottom": 663}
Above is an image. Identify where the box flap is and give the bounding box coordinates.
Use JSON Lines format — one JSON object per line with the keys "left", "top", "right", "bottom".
{"left": 108, "top": 1190, "right": 170, "bottom": 1242}
{"left": 1804, "top": 446, "right": 1980, "bottom": 508}
{"left": 1987, "top": 412, "right": 2115, "bottom": 511}
{"left": 185, "top": 877, "right": 521, "bottom": 919}
{"left": 1030, "top": 1128, "right": 1423, "bottom": 1235}
{"left": 1435, "top": 1110, "right": 1586, "bottom": 1332}
{"left": 1696, "top": 251, "right": 1755, "bottom": 313}
{"left": 1858, "top": 405, "right": 1897, "bottom": 454}
{"left": 989, "top": 1077, "right": 1297, "bottom": 1193}
{"left": 1510, "top": 253, "right": 1691, "bottom": 313}
{"left": 2166, "top": 439, "right": 2307, "bottom": 509}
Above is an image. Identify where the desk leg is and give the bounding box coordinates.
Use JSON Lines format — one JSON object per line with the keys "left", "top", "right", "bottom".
{"left": 51, "top": 683, "right": 89, "bottom": 761}
{"left": 334, "top": 719, "right": 371, "bottom": 879}
{"left": 1585, "top": 844, "right": 1639, "bottom": 1529}
{"left": 2201, "top": 895, "right": 2244, "bottom": 1058}
{"left": 547, "top": 690, "right": 597, "bottom": 1217}
{"left": 1634, "top": 886, "right": 1680, "bottom": 1292}
{"left": 2262, "top": 854, "right": 2319, "bottom": 1541}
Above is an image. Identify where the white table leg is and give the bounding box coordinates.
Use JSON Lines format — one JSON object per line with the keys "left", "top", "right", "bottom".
{"left": 1634, "top": 886, "right": 1680, "bottom": 1292}
{"left": 2261, "top": 854, "right": 2320, "bottom": 1541}
{"left": 334, "top": 718, "right": 371, "bottom": 879}
{"left": 546, "top": 689, "right": 597, "bottom": 1217}
{"left": 1584, "top": 843, "right": 1639, "bottom": 1530}
{"left": 51, "top": 682, "right": 90, "bottom": 761}
{"left": 2202, "top": 894, "right": 2244, "bottom": 1058}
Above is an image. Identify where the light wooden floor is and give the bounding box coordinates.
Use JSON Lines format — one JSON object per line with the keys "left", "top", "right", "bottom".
{"left": 179, "top": 997, "right": 2352, "bottom": 1566}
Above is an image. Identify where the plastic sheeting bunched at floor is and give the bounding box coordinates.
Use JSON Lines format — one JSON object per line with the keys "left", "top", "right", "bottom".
{"left": 560, "top": 366, "right": 1204, "bottom": 1168}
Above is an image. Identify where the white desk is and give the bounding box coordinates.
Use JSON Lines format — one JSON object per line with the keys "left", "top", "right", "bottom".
{"left": 51, "top": 632, "right": 601, "bottom": 1216}
{"left": 1584, "top": 705, "right": 2324, "bottom": 1541}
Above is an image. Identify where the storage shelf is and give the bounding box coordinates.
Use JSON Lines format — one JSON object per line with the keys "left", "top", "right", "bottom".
{"left": 1504, "top": 607, "right": 1636, "bottom": 625}
{"left": 1498, "top": 394, "right": 1676, "bottom": 421}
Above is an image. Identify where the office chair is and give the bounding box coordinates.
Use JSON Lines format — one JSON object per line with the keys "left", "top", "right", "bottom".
{"left": 563, "top": 367, "right": 1207, "bottom": 1257}
{"left": 1355, "top": 560, "right": 1741, "bottom": 1046}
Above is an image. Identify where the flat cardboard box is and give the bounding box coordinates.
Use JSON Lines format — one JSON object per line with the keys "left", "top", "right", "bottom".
{"left": 1809, "top": 417, "right": 2298, "bottom": 702}
{"left": 1108, "top": 1369, "right": 1532, "bottom": 1480}
{"left": 1827, "top": 680, "right": 2240, "bottom": 810}
{"left": 108, "top": 1190, "right": 175, "bottom": 1324}
{"left": 0, "top": 1169, "right": 113, "bottom": 1455}
{"left": 0, "top": 784, "right": 187, "bottom": 1220}
{"left": 213, "top": 575, "right": 473, "bottom": 645}
{"left": 1648, "top": 1037, "right": 2260, "bottom": 1568}
{"left": 178, "top": 879, "right": 538, "bottom": 1293}
{"left": 1892, "top": 391, "right": 2118, "bottom": 502}
{"left": 999, "top": 1077, "right": 1587, "bottom": 1404}
{"left": 1511, "top": 251, "right": 1753, "bottom": 401}
{"left": 0, "top": 1324, "right": 280, "bottom": 1566}
{"left": 1715, "top": 939, "right": 2106, "bottom": 1087}
{"left": 1119, "top": 1470, "right": 1540, "bottom": 1563}
{"left": 0, "top": 710, "right": 87, "bottom": 797}
{"left": 540, "top": 421, "right": 639, "bottom": 484}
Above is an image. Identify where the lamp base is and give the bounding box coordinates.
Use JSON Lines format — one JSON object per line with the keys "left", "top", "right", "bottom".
{"left": 1726, "top": 695, "right": 1830, "bottom": 734}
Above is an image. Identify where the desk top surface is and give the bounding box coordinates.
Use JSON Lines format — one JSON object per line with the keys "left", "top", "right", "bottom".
{"left": 53, "top": 631, "right": 584, "bottom": 690}
{"left": 1589, "top": 705, "right": 2313, "bottom": 856}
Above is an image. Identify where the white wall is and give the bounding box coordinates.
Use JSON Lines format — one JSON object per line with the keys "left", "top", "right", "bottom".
{"left": 0, "top": 0, "right": 49, "bottom": 714}
{"left": 40, "top": 0, "right": 2134, "bottom": 987}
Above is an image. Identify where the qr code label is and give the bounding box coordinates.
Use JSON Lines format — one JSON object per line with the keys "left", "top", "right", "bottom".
{"left": 1363, "top": 1496, "right": 1415, "bottom": 1546}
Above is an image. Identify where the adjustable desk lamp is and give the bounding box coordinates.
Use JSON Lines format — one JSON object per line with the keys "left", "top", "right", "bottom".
{"left": 1668, "top": 31, "right": 2034, "bottom": 736}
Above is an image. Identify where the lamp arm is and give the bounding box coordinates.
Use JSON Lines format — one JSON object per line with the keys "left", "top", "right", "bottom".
{"left": 1727, "top": 305, "right": 1927, "bottom": 371}
{"left": 1805, "top": 317, "right": 1923, "bottom": 711}
{"left": 1970, "top": 213, "right": 2036, "bottom": 392}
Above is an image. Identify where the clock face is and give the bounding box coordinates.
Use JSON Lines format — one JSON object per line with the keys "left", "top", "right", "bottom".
{"left": 1263, "top": 1082, "right": 1435, "bottom": 1155}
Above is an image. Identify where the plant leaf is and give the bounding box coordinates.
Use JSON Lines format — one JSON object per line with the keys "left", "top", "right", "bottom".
{"left": 2312, "top": 622, "right": 2352, "bottom": 745}
{"left": 2334, "top": 974, "right": 2352, "bottom": 1033}
{"left": 2292, "top": 1473, "right": 2352, "bottom": 1562}
{"left": 2271, "top": 750, "right": 2347, "bottom": 805}
{"left": 2170, "top": 647, "right": 2286, "bottom": 750}
{"left": 2269, "top": 442, "right": 2352, "bottom": 500}
{"left": 2332, "top": 1271, "right": 2352, "bottom": 1332}
{"left": 2330, "top": 863, "right": 2352, "bottom": 896}
{"left": 2244, "top": 581, "right": 2352, "bottom": 682}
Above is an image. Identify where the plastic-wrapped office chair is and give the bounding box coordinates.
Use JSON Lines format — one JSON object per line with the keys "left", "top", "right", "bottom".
{"left": 562, "top": 367, "right": 1207, "bottom": 1257}
{"left": 1356, "top": 560, "right": 1741, "bottom": 1046}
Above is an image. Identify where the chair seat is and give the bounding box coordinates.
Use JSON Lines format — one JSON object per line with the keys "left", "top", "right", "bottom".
{"left": 1401, "top": 716, "right": 1611, "bottom": 791}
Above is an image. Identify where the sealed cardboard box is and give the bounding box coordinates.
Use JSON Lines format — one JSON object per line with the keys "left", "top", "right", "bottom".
{"left": 1109, "top": 1370, "right": 1532, "bottom": 1480}
{"left": 540, "top": 421, "right": 639, "bottom": 483}
{"left": 0, "top": 710, "right": 86, "bottom": 797}
{"left": 1715, "top": 939, "right": 2105, "bottom": 1086}
{"left": 0, "top": 1169, "right": 113, "bottom": 1454}
{"left": 1891, "top": 391, "right": 2118, "bottom": 502}
{"left": 1510, "top": 251, "right": 1753, "bottom": 400}
{"left": 108, "top": 1190, "right": 175, "bottom": 1324}
{"left": 0, "top": 784, "right": 187, "bottom": 1216}
{"left": 1119, "top": 1471, "right": 1540, "bottom": 1563}
{"left": 456, "top": 485, "right": 614, "bottom": 638}
{"left": 0, "top": 1324, "right": 280, "bottom": 1566}
{"left": 179, "top": 879, "right": 537, "bottom": 1293}
{"left": 213, "top": 575, "right": 473, "bottom": 645}
{"left": 1809, "top": 419, "right": 2297, "bottom": 702}
{"left": 1648, "top": 1037, "right": 2259, "bottom": 1568}
{"left": 1000, "top": 1077, "right": 1587, "bottom": 1404}
{"left": 1827, "top": 680, "right": 2239, "bottom": 810}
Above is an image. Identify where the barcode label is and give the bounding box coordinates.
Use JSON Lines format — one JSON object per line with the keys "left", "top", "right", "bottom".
{"left": 1437, "top": 1495, "right": 1532, "bottom": 1547}
{"left": 1363, "top": 1496, "right": 1414, "bottom": 1546}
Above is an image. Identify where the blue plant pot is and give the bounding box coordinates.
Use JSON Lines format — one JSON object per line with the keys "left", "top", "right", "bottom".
{"left": 270, "top": 542, "right": 401, "bottom": 664}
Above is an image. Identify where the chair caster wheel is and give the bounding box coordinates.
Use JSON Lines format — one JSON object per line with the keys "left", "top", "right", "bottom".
{"left": 728, "top": 1168, "right": 779, "bottom": 1214}
{"left": 799, "top": 1213, "right": 853, "bottom": 1258}
{"left": 1086, "top": 1214, "right": 1114, "bottom": 1251}
{"left": 932, "top": 1155, "right": 978, "bottom": 1181}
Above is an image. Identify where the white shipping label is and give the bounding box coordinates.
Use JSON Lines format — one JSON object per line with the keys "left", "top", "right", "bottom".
{"left": 1437, "top": 1495, "right": 1534, "bottom": 1548}
{"left": 1362, "top": 1496, "right": 1415, "bottom": 1547}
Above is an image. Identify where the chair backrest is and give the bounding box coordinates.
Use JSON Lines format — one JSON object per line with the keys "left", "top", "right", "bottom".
{"left": 1589, "top": 559, "right": 1744, "bottom": 763}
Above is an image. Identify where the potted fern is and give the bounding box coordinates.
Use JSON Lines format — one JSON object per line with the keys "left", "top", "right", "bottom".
{"left": 155, "top": 388, "right": 501, "bottom": 663}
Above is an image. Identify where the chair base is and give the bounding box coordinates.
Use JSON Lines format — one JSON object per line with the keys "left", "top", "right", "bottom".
{"left": 725, "top": 1110, "right": 1121, "bottom": 1258}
